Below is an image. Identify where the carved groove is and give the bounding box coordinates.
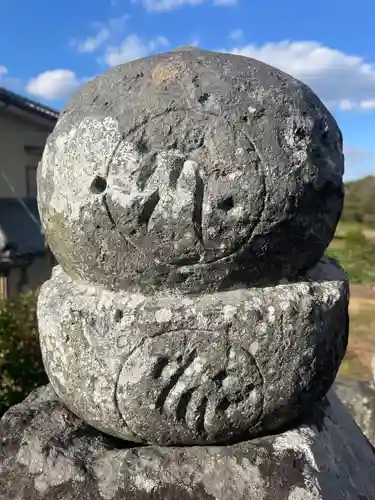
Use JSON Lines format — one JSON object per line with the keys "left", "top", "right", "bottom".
{"left": 151, "top": 357, "right": 169, "bottom": 379}
{"left": 103, "top": 195, "right": 117, "bottom": 229}
{"left": 117, "top": 336, "right": 265, "bottom": 443}
{"left": 216, "top": 119, "right": 266, "bottom": 255}
{"left": 169, "top": 157, "right": 185, "bottom": 189}
{"left": 217, "top": 397, "right": 230, "bottom": 412}
{"left": 105, "top": 134, "right": 126, "bottom": 178}
{"left": 176, "top": 389, "right": 195, "bottom": 423}
{"left": 155, "top": 349, "right": 197, "bottom": 414}
{"left": 138, "top": 189, "right": 160, "bottom": 226}
{"left": 102, "top": 195, "right": 152, "bottom": 259}
{"left": 231, "top": 384, "right": 255, "bottom": 405}
{"left": 137, "top": 152, "right": 158, "bottom": 190}
{"left": 195, "top": 396, "right": 208, "bottom": 435}
{"left": 135, "top": 131, "right": 150, "bottom": 154}
{"left": 193, "top": 170, "right": 204, "bottom": 244}
{"left": 114, "top": 336, "right": 147, "bottom": 418}
{"left": 212, "top": 369, "right": 227, "bottom": 388}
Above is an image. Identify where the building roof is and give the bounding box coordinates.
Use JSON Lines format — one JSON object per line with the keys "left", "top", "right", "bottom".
{"left": 0, "top": 87, "right": 59, "bottom": 122}
{"left": 0, "top": 198, "right": 46, "bottom": 258}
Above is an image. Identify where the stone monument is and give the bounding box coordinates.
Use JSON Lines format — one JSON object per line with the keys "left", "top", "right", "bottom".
{"left": 333, "top": 347, "right": 375, "bottom": 446}
{"left": 1, "top": 47, "right": 375, "bottom": 499}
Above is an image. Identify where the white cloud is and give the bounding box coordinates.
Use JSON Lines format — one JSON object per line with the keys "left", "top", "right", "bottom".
{"left": 0, "top": 65, "right": 8, "bottom": 76}
{"left": 357, "top": 99, "right": 375, "bottom": 110}
{"left": 214, "top": 0, "right": 237, "bottom": 5}
{"left": 75, "top": 28, "right": 110, "bottom": 53}
{"left": 137, "top": 0, "right": 203, "bottom": 12}
{"left": 72, "top": 15, "right": 128, "bottom": 54}
{"left": 104, "top": 34, "right": 169, "bottom": 66}
{"left": 137, "top": 0, "right": 236, "bottom": 12}
{"left": 224, "top": 40, "right": 375, "bottom": 111}
{"left": 339, "top": 100, "right": 356, "bottom": 111}
{"left": 26, "top": 70, "right": 82, "bottom": 100}
{"left": 229, "top": 29, "right": 243, "bottom": 41}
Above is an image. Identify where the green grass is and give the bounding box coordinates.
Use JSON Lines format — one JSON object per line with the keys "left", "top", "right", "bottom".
{"left": 327, "top": 222, "right": 375, "bottom": 283}
{"left": 0, "top": 292, "right": 48, "bottom": 416}
{"left": 327, "top": 220, "right": 375, "bottom": 381}
{"left": 341, "top": 175, "right": 375, "bottom": 228}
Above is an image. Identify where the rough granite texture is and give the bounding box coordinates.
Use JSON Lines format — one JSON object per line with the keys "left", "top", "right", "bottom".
{"left": 1, "top": 385, "right": 375, "bottom": 500}
{"left": 334, "top": 378, "right": 375, "bottom": 447}
{"left": 37, "top": 258, "right": 349, "bottom": 445}
{"left": 37, "top": 47, "right": 344, "bottom": 294}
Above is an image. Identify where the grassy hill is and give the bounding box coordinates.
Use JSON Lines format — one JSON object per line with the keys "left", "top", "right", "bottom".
{"left": 326, "top": 175, "right": 375, "bottom": 283}
{"left": 327, "top": 175, "right": 375, "bottom": 381}
{"left": 341, "top": 175, "right": 375, "bottom": 227}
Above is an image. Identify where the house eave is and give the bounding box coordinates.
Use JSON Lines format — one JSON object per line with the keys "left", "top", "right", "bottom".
{"left": 0, "top": 87, "right": 59, "bottom": 124}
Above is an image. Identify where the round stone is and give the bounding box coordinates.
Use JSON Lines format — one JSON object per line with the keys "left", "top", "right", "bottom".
{"left": 38, "top": 47, "right": 344, "bottom": 294}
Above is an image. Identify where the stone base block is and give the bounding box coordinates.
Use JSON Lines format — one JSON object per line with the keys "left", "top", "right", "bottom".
{"left": 1, "top": 386, "right": 375, "bottom": 500}
{"left": 334, "top": 377, "right": 375, "bottom": 446}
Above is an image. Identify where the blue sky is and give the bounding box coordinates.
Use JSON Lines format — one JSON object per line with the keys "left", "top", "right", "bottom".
{"left": 1, "top": 0, "right": 374, "bottom": 180}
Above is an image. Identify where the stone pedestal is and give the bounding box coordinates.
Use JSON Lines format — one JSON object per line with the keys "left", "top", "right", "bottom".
{"left": 334, "top": 378, "right": 375, "bottom": 447}
{"left": 1, "top": 386, "right": 375, "bottom": 500}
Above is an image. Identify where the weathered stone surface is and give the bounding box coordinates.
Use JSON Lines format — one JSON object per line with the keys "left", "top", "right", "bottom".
{"left": 37, "top": 257, "right": 349, "bottom": 445}
{"left": 38, "top": 47, "right": 344, "bottom": 294}
{"left": 334, "top": 377, "right": 375, "bottom": 446}
{"left": 1, "top": 385, "right": 375, "bottom": 500}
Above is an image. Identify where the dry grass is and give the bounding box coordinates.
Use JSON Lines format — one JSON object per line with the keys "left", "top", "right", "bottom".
{"left": 363, "top": 228, "right": 375, "bottom": 243}
{"left": 329, "top": 222, "right": 375, "bottom": 381}
{"left": 338, "top": 284, "right": 375, "bottom": 381}
{"left": 327, "top": 222, "right": 375, "bottom": 283}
